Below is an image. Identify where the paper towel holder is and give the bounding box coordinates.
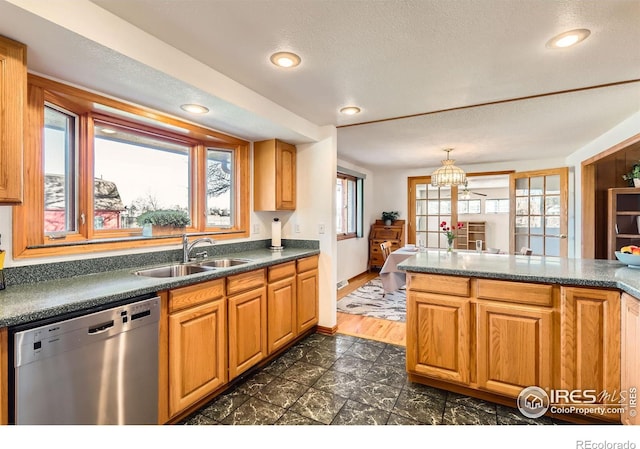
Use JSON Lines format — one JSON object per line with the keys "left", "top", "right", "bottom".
{"left": 270, "top": 217, "right": 284, "bottom": 251}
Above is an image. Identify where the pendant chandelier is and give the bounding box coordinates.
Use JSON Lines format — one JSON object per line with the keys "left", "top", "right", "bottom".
{"left": 430, "top": 148, "right": 467, "bottom": 187}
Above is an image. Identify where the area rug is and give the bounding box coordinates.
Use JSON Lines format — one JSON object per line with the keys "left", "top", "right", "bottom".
{"left": 337, "top": 277, "right": 406, "bottom": 322}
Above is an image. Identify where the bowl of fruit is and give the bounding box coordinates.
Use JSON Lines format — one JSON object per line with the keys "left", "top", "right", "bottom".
{"left": 615, "top": 246, "right": 640, "bottom": 268}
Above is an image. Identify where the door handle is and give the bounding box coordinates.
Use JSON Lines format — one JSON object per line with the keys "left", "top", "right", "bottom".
{"left": 560, "top": 234, "right": 567, "bottom": 239}
{"left": 88, "top": 320, "right": 114, "bottom": 334}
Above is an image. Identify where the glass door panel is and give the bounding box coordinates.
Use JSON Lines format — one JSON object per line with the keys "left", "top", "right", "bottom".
{"left": 409, "top": 177, "right": 457, "bottom": 249}
{"left": 510, "top": 168, "right": 568, "bottom": 256}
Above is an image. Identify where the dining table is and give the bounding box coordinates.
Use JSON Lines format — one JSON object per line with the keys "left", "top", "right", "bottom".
{"left": 379, "top": 246, "right": 420, "bottom": 293}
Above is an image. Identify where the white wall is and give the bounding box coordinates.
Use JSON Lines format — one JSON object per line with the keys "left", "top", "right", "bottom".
{"left": 336, "top": 159, "right": 374, "bottom": 285}
{"left": 458, "top": 187, "right": 510, "bottom": 252}
{"left": 296, "top": 128, "right": 338, "bottom": 329}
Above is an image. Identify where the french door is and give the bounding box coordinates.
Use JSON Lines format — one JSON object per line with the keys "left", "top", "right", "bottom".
{"left": 407, "top": 169, "right": 568, "bottom": 256}
{"left": 510, "top": 168, "right": 568, "bottom": 256}
{"left": 408, "top": 177, "right": 458, "bottom": 249}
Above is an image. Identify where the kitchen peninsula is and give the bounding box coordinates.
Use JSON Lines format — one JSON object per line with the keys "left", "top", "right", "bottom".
{"left": 398, "top": 250, "right": 640, "bottom": 425}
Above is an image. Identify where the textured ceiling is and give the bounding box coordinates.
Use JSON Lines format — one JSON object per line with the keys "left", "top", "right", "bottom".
{"left": 3, "top": 0, "right": 640, "bottom": 170}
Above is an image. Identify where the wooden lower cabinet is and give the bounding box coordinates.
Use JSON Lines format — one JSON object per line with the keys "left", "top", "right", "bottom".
{"left": 167, "top": 279, "right": 227, "bottom": 418}
{"left": 477, "top": 301, "right": 553, "bottom": 397}
{"left": 296, "top": 256, "right": 319, "bottom": 334}
{"left": 267, "top": 262, "right": 297, "bottom": 354}
{"left": 561, "top": 287, "right": 620, "bottom": 420}
{"left": 406, "top": 274, "right": 553, "bottom": 396}
{"left": 622, "top": 292, "right": 640, "bottom": 425}
{"left": 406, "top": 292, "right": 470, "bottom": 385}
{"left": 228, "top": 276, "right": 267, "bottom": 379}
{"left": 406, "top": 272, "right": 632, "bottom": 423}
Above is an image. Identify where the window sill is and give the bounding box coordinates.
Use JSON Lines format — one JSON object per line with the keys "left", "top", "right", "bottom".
{"left": 16, "top": 229, "right": 249, "bottom": 259}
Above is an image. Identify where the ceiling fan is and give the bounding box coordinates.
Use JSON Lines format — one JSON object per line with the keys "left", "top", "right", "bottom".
{"left": 459, "top": 180, "right": 487, "bottom": 199}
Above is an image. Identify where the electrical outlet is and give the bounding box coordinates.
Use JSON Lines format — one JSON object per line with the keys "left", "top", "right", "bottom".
{"left": 318, "top": 223, "right": 325, "bottom": 234}
{"left": 295, "top": 223, "right": 301, "bottom": 233}
{"left": 253, "top": 223, "right": 260, "bottom": 234}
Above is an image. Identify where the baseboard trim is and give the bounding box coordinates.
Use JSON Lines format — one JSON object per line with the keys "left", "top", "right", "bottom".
{"left": 316, "top": 324, "right": 338, "bottom": 335}
{"left": 348, "top": 270, "right": 371, "bottom": 282}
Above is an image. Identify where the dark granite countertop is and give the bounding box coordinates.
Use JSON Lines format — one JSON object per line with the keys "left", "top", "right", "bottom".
{"left": 397, "top": 250, "right": 640, "bottom": 299}
{"left": 0, "top": 247, "right": 319, "bottom": 327}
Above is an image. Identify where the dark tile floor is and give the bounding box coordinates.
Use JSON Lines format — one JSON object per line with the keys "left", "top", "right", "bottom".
{"left": 180, "top": 332, "right": 562, "bottom": 426}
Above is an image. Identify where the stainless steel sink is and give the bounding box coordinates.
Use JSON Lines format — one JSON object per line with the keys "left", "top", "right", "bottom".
{"left": 134, "top": 263, "right": 214, "bottom": 278}
{"left": 194, "top": 258, "right": 252, "bottom": 268}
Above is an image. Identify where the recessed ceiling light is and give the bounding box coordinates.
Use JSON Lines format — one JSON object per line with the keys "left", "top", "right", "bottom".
{"left": 180, "top": 103, "right": 209, "bottom": 114}
{"left": 340, "top": 106, "right": 361, "bottom": 115}
{"left": 100, "top": 128, "right": 117, "bottom": 134}
{"left": 270, "top": 52, "right": 301, "bottom": 68}
{"left": 546, "top": 29, "right": 591, "bottom": 49}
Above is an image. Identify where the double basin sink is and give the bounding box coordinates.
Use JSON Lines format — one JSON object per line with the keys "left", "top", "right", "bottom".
{"left": 135, "top": 258, "right": 252, "bottom": 278}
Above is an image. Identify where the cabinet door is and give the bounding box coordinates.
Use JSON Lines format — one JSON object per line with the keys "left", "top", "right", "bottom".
{"left": 477, "top": 302, "right": 552, "bottom": 397}
{"left": 406, "top": 292, "right": 470, "bottom": 385}
{"left": 228, "top": 286, "right": 267, "bottom": 379}
{"left": 297, "top": 269, "right": 319, "bottom": 334}
{"left": 267, "top": 275, "right": 297, "bottom": 354}
{"left": 168, "top": 299, "right": 226, "bottom": 417}
{"left": 276, "top": 140, "right": 296, "bottom": 210}
{"left": 622, "top": 293, "right": 640, "bottom": 425}
{"left": 561, "top": 287, "right": 620, "bottom": 420}
{"left": 0, "top": 36, "right": 26, "bottom": 203}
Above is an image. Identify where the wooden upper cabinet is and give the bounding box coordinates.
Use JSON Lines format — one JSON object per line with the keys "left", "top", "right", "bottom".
{"left": 0, "top": 35, "right": 26, "bottom": 204}
{"left": 253, "top": 139, "right": 296, "bottom": 211}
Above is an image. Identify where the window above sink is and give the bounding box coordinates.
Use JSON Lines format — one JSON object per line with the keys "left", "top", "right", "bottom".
{"left": 14, "top": 74, "right": 251, "bottom": 259}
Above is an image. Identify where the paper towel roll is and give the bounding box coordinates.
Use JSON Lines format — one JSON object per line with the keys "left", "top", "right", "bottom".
{"left": 271, "top": 219, "right": 282, "bottom": 247}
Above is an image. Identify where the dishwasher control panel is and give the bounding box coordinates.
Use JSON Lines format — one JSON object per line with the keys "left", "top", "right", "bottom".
{"left": 13, "top": 296, "right": 160, "bottom": 367}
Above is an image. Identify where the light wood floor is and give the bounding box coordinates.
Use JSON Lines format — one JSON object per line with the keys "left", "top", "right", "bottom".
{"left": 336, "top": 271, "right": 406, "bottom": 347}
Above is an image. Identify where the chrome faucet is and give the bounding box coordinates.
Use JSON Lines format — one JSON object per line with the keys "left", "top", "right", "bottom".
{"left": 182, "top": 234, "right": 215, "bottom": 263}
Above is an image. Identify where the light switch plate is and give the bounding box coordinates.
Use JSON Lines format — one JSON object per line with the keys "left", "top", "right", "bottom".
{"left": 318, "top": 223, "right": 325, "bottom": 234}
{"left": 295, "top": 223, "right": 301, "bottom": 233}
{"left": 253, "top": 224, "right": 260, "bottom": 234}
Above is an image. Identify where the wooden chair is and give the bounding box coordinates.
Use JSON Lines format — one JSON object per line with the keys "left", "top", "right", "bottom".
{"left": 379, "top": 241, "right": 393, "bottom": 297}
{"left": 380, "top": 241, "right": 392, "bottom": 262}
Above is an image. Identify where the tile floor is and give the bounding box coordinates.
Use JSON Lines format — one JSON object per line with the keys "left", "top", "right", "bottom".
{"left": 180, "top": 332, "right": 563, "bottom": 426}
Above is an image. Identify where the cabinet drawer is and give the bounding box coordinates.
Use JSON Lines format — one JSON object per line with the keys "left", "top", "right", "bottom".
{"left": 408, "top": 274, "right": 470, "bottom": 297}
{"left": 297, "top": 255, "right": 319, "bottom": 273}
{"left": 477, "top": 279, "right": 553, "bottom": 307}
{"left": 227, "top": 269, "right": 266, "bottom": 296}
{"left": 372, "top": 229, "right": 401, "bottom": 240}
{"left": 268, "top": 261, "right": 296, "bottom": 283}
{"left": 169, "top": 278, "right": 225, "bottom": 313}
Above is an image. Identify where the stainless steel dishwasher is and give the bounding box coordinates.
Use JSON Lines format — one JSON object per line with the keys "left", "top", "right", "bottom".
{"left": 10, "top": 295, "right": 160, "bottom": 425}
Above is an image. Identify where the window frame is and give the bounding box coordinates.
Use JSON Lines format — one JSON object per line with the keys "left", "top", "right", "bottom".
{"left": 13, "top": 74, "right": 250, "bottom": 259}
{"left": 485, "top": 198, "right": 510, "bottom": 214}
{"left": 336, "top": 172, "right": 363, "bottom": 241}
{"left": 458, "top": 199, "right": 482, "bottom": 214}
